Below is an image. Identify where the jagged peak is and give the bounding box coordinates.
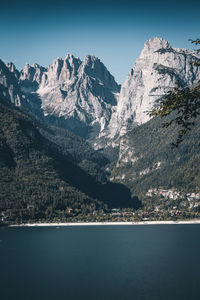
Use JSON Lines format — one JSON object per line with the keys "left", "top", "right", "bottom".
{"left": 32, "top": 63, "right": 46, "bottom": 70}
{"left": 5, "top": 62, "right": 20, "bottom": 79}
{"left": 82, "top": 55, "right": 111, "bottom": 73}
{"left": 20, "top": 63, "right": 47, "bottom": 80}
{"left": 48, "top": 57, "right": 64, "bottom": 74}
{"left": 65, "top": 53, "right": 75, "bottom": 60}
{"left": 64, "top": 54, "right": 81, "bottom": 67}
{"left": 141, "top": 37, "right": 170, "bottom": 57}
{"left": 6, "top": 62, "right": 16, "bottom": 69}
{"left": 0, "top": 60, "right": 20, "bottom": 81}
{"left": 85, "top": 54, "right": 96, "bottom": 59}
{"left": 19, "top": 64, "right": 30, "bottom": 75}
{"left": 81, "top": 55, "right": 103, "bottom": 74}
{"left": 33, "top": 63, "right": 39, "bottom": 68}
{"left": 146, "top": 37, "right": 170, "bottom": 48}
{"left": 52, "top": 57, "right": 63, "bottom": 64}
{"left": 23, "top": 63, "right": 30, "bottom": 68}
{"left": 83, "top": 54, "right": 100, "bottom": 64}
{"left": 0, "top": 59, "right": 12, "bottom": 72}
{"left": 21, "top": 64, "right": 35, "bottom": 73}
{"left": 21, "top": 63, "right": 40, "bottom": 72}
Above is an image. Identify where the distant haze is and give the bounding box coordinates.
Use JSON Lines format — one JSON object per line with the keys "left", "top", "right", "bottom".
{"left": 1, "top": 0, "right": 200, "bottom": 83}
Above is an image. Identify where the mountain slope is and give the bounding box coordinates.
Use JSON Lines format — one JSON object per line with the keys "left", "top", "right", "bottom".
{"left": 110, "top": 113, "right": 200, "bottom": 197}
{"left": 0, "top": 99, "right": 139, "bottom": 223}
{"left": 20, "top": 54, "right": 120, "bottom": 141}
{"left": 0, "top": 59, "right": 25, "bottom": 107}
{"left": 2, "top": 37, "right": 200, "bottom": 149}
{"left": 108, "top": 37, "right": 200, "bottom": 138}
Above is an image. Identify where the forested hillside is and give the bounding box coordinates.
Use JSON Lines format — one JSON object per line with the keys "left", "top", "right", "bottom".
{"left": 111, "top": 114, "right": 200, "bottom": 198}
{"left": 0, "top": 99, "right": 140, "bottom": 223}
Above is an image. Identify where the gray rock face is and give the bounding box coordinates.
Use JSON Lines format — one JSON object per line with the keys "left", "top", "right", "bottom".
{"left": 32, "top": 54, "right": 119, "bottom": 139}
{"left": 6, "top": 62, "right": 20, "bottom": 79}
{"left": 109, "top": 37, "right": 200, "bottom": 138}
{"left": 0, "top": 60, "right": 44, "bottom": 115}
{"left": 1, "top": 37, "right": 200, "bottom": 148}
{"left": 0, "top": 60, "right": 24, "bottom": 106}
{"left": 2, "top": 54, "right": 120, "bottom": 141}
{"left": 20, "top": 63, "right": 47, "bottom": 93}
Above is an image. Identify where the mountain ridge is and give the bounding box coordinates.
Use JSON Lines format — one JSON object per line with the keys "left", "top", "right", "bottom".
{"left": 1, "top": 37, "right": 200, "bottom": 149}
{"left": 1, "top": 37, "right": 200, "bottom": 222}
{"left": 0, "top": 97, "right": 140, "bottom": 223}
{"left": 108, "top": 37, "right": 200, "bottom": 139}
{"left": 1, "top": 37, "right": 200, "bottom": 147}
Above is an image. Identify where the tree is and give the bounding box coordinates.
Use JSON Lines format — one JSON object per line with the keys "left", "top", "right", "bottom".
{"left": 149, "top": 39, "right": 200, "bottom": 146}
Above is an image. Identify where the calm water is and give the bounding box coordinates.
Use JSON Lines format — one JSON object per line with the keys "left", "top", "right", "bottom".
{"left": 0, "top": 225, "right": 200, "bottom": 300}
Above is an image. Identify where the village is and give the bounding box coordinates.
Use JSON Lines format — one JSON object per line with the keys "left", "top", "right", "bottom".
{"left": 143, "top": 188, "right": 200, "bottom": 218}
{"left": 146, "top": 188, "right": 200, "bottom": 201}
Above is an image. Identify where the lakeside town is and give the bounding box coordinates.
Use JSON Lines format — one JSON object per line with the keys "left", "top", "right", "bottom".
{"left": 146, "top": 188, "right": 200, "bottom": 202}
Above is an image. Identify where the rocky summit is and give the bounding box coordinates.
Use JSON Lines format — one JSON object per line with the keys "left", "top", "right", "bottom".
{"left": 108, "top": 37, "right": 200, "bottom": 138}
{"left": 21, "top": 54, "right": 120, "bottom": 140}
{"left": 0, "top": 59, "right": 24, "bottom": 107}
{"left": 0, "top": 37, "right": 200, "bottom": 148}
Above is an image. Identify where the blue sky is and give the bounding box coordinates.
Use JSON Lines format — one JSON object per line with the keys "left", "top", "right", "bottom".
{"left": 1, "top": 0, "right": 200, "bottom": 83}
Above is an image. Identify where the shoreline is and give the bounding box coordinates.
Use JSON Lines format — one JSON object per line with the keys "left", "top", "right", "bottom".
{"left": 9, "top": 219, "right": 200, "bottom": 227}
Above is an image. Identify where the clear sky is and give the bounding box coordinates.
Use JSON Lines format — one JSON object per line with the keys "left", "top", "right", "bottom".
{"left": 1, "top": 0, "right": 200, "bottom": 83}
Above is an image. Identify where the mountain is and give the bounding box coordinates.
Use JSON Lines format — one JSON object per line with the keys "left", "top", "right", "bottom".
{"left": 19, "top": 63, "right": 47, "bottom": 93}
{"left": 110, "top": 113, "right": 200, "bottom": 197}
{"left": 0, "top": 59, "right": 25, "bottom": 107}
{"left": 0, "top": 98, "right": 139, "bottom": 223}
{"left": 108, "top": 37, "right": 200, "bottom": 138}
{"left": 19, "top": 54, "right": 120, "bottom": 142}
{"left": 0, "top": 59, "right": 45, "bottom": 117}
{"left": 6, "top": 62, "right": 20, "bottom": 79}
{"left": 2, "top": 37, "right": 200, "bottom": 148}
{"left": 0, "top": 54, "right": 120, "bottom": 146}
{"left": 1, "top": 38, "right": 200, "bottom": 222}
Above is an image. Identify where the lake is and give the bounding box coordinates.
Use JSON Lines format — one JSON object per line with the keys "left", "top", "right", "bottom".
{"left": 0, "top": 225, "right": 200, "bottom": 300}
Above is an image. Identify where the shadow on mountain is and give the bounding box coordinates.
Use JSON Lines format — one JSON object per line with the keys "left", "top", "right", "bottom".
{"left": 0, "top": 97, "right": 141, "bottom": 210}
{"left": 0, "top": 140, "right": 16, "bottom": 168}
{"left": 48, "top": 145, "right": 141, "bottom": 209}
{"left": 45, "top": 114, "right": 91, "bottom": 139}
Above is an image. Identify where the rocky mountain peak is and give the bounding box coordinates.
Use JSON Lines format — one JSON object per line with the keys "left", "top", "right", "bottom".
{"left": 1, "top": 37, "right": 200, "bottom": 149}
{"left": 65, "top": 53, "right": 74, "bottom": 59}
{"left": 41, "top": 55, "right": 82, "bottom": 88}
{"left": 108, "top": 37, "right": 200, "bottom": 139}
{"left": 46, "top": 57, "right": 63, "bottom": 81}
{"left": 20, "top": 63, "right": 46, "bottom": 81}
{"left": 63, "top": 54, "right": 81, "bottom": 80}
{"left": 5, "top": 62, "right": 20, "bottom": 79}
{"left": 32, "top": 53, "right": 120, "bottom": 140}
{"left": 83, "top": 54, "right": 99, "bottom": 66}
{"left": 80, "top": 55, "right": 120, "bottom": 91}
{"left": 0, "top": 59, "right": 25, "bottom": 106}
{"left": 19, "top": 63, "right": 47, "bottom": 93}
{"left": 141, "top": 37, "right": 170, "bottom": 55}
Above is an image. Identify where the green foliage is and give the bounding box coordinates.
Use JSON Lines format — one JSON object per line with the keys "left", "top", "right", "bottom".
{"left": 150, "top": 84, "right": 200, "bottom": 146}
{"left": 0, "top": 98, "right": 139, "bottom": 223}
{"left": 111, "top": 114, "right": 200, "bottom": 197}
{"left": 38, "top": 124, "right": 109, "bottom": 183}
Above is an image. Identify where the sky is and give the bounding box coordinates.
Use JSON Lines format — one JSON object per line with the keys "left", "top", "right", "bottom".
{"left": 1, "top": 0, "right": 200, "bottom": 83}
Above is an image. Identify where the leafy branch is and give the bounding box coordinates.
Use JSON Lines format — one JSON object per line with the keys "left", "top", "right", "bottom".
{"left": 149, "top": 84, "right": 200, "bottom": 146}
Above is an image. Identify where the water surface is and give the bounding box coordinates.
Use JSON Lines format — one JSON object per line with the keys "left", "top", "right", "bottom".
{"left": 0, "top": 225, "right": 200, "bottom": 300}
